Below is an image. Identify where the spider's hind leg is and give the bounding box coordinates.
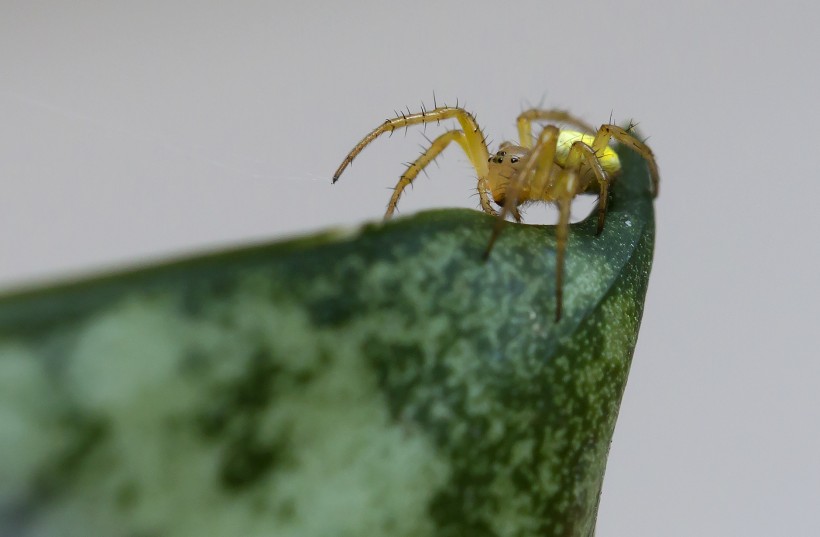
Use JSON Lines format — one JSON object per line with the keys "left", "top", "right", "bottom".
{"left": 563, "top": 140, "right": 611, "bottom": 234}
{"left": 517, "top": 108, "right": 597, "bottom": 148}
{"left": 590, "top": 124, "right": 660, "bottom": 197}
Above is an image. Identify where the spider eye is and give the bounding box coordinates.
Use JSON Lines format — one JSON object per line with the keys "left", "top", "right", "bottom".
{"left": 488, "top": 156, "right": 493, "bottom": 162}
{"left": 498, "top": 151, "right": 506, "bottom": 156}
{"left": 511, "top": 156, "right": 519, "bottom": 163}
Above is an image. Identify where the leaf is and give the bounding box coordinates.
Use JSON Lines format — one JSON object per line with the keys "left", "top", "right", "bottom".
{"left": 0, "top": 144, "right": 654, "bottom": 537}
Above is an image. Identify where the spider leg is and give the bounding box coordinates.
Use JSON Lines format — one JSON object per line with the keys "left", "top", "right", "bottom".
{"left": 553, "top": 168, "right": 581, "bottom": 321}
{"left": 517, "top": 109, "right": 597, "bottom": 148}
{"left": 590, "top": 124, "right": 660, "bottom": 197}
{"left": 510, "top": 206, "right": 523, "bottom": 223}
{"left": 385, "top": 130, "right": 470, "bottom": 219}
{"left": 482, "top": 126, "right": 560, "bottom": 259}
{"left": 563, "top": 140, "right": 611, "bottom": 234}
{"left": 477, "top": 175, "right": 499, "bottom": 217}
{"left": 333, "top": 106, "right": 495, "bottom": 213}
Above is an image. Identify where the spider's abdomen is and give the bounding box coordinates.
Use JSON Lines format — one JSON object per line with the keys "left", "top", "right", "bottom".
{"left": 555, "top": 130, "right": 621, "bottom": 176}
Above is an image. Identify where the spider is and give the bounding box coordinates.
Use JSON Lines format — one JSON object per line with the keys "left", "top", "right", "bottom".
{"left": 332, "top": 105, "right": 659, "bottom": 320}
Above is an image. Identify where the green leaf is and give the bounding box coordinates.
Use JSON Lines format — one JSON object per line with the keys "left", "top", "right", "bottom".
{"left": 0, "top": 143, "right": 654, "bottom": 537}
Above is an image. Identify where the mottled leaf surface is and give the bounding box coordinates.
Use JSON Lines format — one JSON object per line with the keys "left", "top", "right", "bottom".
{"left": 0, "top": 145, "right": 654, "bottom": 537}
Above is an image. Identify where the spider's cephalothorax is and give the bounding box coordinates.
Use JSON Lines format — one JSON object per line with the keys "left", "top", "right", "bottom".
{"left": 486, "top": 144, "right": 529, "bottom": 209}
{"left": 332, "top": 105, "right": 659, "bottom": 320}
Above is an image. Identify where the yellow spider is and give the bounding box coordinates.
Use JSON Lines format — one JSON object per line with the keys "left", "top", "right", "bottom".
{"left": 333, "top": 105, "right": 659, "bottom": 320}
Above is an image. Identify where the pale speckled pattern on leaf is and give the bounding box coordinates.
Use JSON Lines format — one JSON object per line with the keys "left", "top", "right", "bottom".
{"left": 0, "top": 144, "right": 654, "bottom": 537}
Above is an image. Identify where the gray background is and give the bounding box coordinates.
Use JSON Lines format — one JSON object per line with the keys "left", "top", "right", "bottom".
{"left": 2, "top": 1, "right": 819, "bottom": 535}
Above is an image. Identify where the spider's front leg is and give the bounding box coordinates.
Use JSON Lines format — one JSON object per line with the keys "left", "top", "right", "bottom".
{"left": 514, "top": 127, "right": 578, "bottom": 321}
{"left": 332, "top": 106, "right": 496, "bottom": 216}
{"left": 482, "top": 126, "right": 561, "bottom": 259}
{"left": 552, "top": 168, "right": 582, "bottom": 322}
{"left": 385, "top": 130, "right": 469, "bottom": 219}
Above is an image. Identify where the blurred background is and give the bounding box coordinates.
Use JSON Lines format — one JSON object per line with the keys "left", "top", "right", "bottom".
{"left": 2, "top": 1, "right": 819, "bottom": 535}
